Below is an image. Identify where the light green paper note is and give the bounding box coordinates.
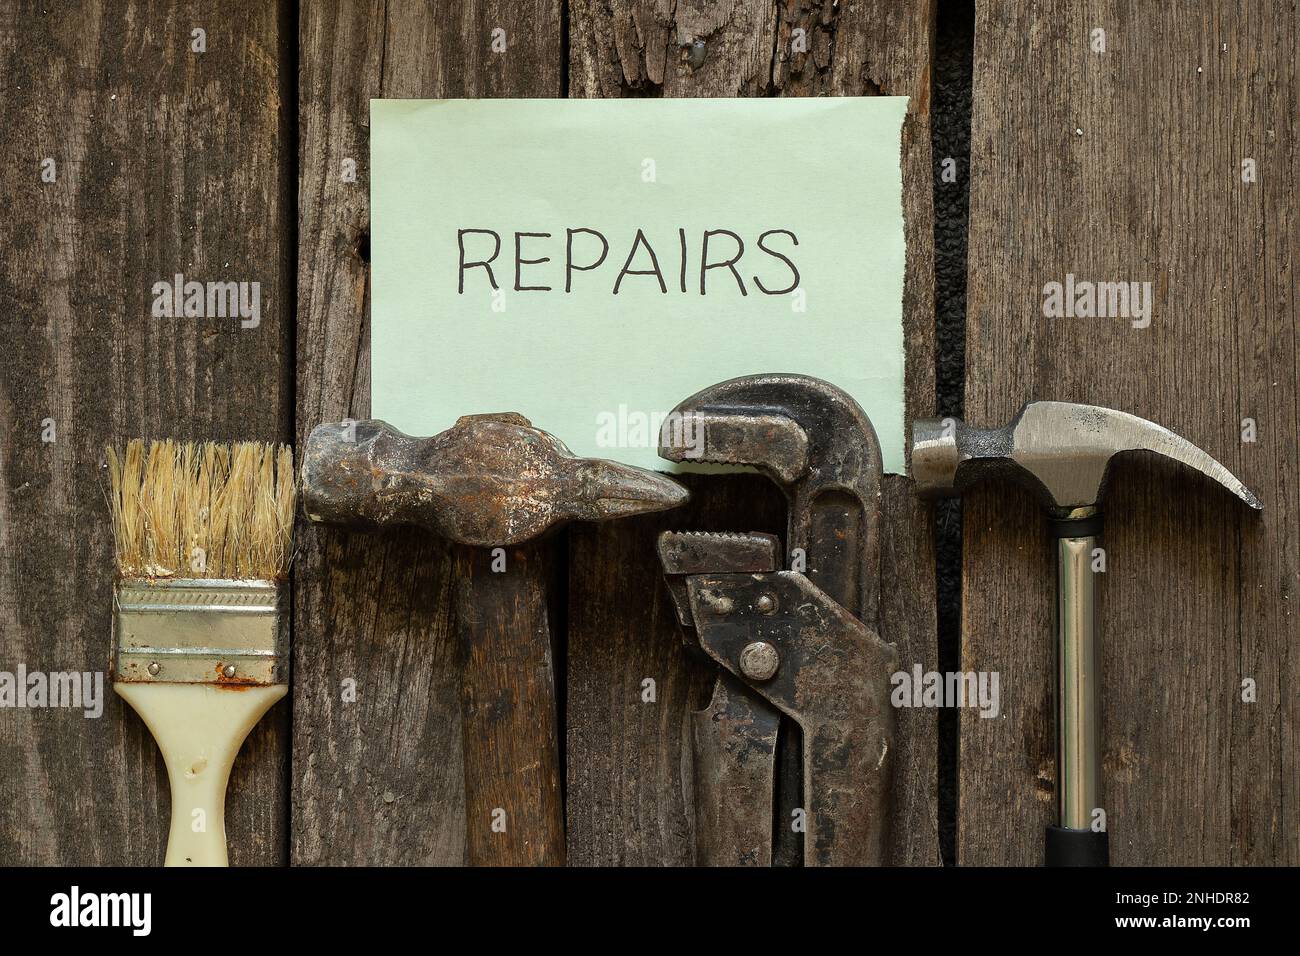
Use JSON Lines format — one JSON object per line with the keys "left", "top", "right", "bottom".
{"left": 371, "top": 97, "right": 908, "bottom": 473}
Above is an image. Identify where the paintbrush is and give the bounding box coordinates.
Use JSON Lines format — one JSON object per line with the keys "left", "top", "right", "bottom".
{"left": 106, "top": 438, "right": 295, "bottom": 867}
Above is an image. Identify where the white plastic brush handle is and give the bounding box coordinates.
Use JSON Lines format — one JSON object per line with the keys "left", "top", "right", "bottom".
{"left": 114, "top": 682, "right": 286, "bottom": 867}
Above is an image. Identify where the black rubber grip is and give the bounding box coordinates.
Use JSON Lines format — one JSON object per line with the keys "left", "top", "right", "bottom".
{"left": 1045, "top": 825, "right": 1110, "bottom": 867}
{"left": 1048, "top": 513, "right": 1104, "bottom": 538}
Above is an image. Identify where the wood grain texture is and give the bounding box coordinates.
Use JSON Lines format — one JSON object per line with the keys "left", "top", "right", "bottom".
{"left": 961, "top": 1, "right": 1298, "bottom": 865}
{"left": 566, "top": 0, "right": 941, "bottom": 865}
{"left": 456, "top": 544, "right": 565, "bottom": 866}
{"left": 292, "top": 0, "right": 562, "bottom": 865}
{"left": 0, "top": 0, "right": 292, "bottom": 865}
{"left": 566, "top": 476, "right": 784, "bottom": 865}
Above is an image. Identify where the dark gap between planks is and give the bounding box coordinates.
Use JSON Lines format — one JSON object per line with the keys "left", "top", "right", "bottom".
{"left": 931, "top": 0, "right": 975, "bottom": 867}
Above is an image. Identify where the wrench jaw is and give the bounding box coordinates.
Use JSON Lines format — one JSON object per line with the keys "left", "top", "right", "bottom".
{"left": 686, "top": 571, "right": 898, "bottom": 867}
{"left": 658, "top": 412, "right": 811, "bottom": 485}
{"left": 657, "top": 530, "right": 780, "bottom": 644}
{"left": 657, "top": 374, "right": 883, "bottom": 624}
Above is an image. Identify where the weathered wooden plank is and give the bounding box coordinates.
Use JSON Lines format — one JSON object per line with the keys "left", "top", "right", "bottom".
{"left": 961, "top": 1, "right": 1298, "bottom": 865}
{"left": 456, "top": 542, "right": 566, "bottom": 866}
{"left": 292, "top": 0, "right": 563, "bottom": 865}
{"left": 0, "top": 0, "right": 292, "bottom": 865}
{"left": 566, "top": 0, "right": 940, "bottom": 865}
{"left": 566, "top": 477, "right": 784, "bottom": 865}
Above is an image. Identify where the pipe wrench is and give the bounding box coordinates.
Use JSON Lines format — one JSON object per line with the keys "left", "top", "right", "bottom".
{"left": 657, "top": 374, "right": 897, "bottom": 866}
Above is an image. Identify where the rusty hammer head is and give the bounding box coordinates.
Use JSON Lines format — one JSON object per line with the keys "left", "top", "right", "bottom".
{"left": 302, "top": 413, "right": 688, "bottom": 546}
{"left": 912, "top": 402, "right": 1261, "bottom": 517}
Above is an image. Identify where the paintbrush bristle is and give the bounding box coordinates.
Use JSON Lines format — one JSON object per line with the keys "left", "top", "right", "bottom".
{"left": 106, "top": 439, "right": 296, "bottom": 580}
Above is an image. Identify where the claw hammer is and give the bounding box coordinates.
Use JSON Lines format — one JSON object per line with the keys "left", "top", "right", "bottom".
{"left": 911, "top": 402, "right": 1260, "bottom": 865}
{"left": 302, "top": 414, "right": 687, "bottom": 865}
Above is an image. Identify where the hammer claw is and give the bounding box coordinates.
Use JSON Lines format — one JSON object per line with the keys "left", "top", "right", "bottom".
{"left": 912, "top": 401, "right": 1261, "bottom": 515}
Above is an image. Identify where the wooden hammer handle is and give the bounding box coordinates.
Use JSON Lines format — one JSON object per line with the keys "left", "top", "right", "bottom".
{"left": 454, "top": 544, "right": 565, "bottom": 866}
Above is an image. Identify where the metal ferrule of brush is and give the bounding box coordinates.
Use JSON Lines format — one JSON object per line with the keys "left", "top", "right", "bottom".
{"left": 113, "top": 579, "right": 289, "bottom": 686}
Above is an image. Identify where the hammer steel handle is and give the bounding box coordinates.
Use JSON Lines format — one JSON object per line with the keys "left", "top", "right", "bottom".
{"left": 1052, "top": 533, "right": 1108, "bottom": 866}
{"left": 454, "top": 544, "right": 565, "bottom": 867}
